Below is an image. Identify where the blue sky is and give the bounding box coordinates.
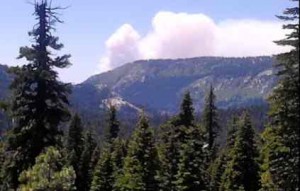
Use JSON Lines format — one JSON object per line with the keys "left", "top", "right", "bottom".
{"left": 0, "top": 0, "right": 292, "bottom": 83}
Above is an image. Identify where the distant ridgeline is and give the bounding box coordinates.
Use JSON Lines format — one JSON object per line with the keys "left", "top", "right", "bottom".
{"left": 73, "top": 56, "right": 276, "bottom": 114}
{"left": 1, "top": 56, "right": 275, "bottom": 131}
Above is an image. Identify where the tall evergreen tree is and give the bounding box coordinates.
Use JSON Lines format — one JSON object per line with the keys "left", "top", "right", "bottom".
{"left": 111, "top": 138, "right": 127, "bottom": 180}
{"left": 90, "top": 145, "right": 101, "bottom": 175}
{"left": 179, "top": 92, "right": 194, "bottom": 127}
{"left": 91, "top": 147, "right": 114, "bottom": 191}
{"left": 157, "top": 92, "right": 209, "bottom": 190}
{"left": 211, "top": 116, "right": 238, "bottom": 191}
{"left": 67, "top": 114, "right": 84, "bottom": 157}
{"left": 91, "top": 107, "right": 123, "bottom": 191}
{"left": 222, "top": 113, "right": 260, "bottom": 191}
{"left": 66, "top": 114, "right": 84, "bottom": 190}
{"left": 225, "top": 116, "right": 239, "bottom": 149}
{"left": 91, "top": 138, "right": 126, "bottom": 191}
{"left": 116, "top": 113, "right": 159, "bottom": 191}
{"left": 105, "top": 106, "right": 120, "bottom": 143}
{"left": 210, "top": 150, "right": 227, "bottom": 191}
{"left": 260, "top": 0, "right": 299, "bottom": 190}
{"left": 78, "top": 129, "right": 96, "bottom": 191}
{"left": 157, "top": 92, "right": 195, "bottom": 191}
{"left": 2, "top": 1, "right": 71, "bottom": 189}
{"left": 202, "top": 85, "right": 219, "bottom": 157}
{"left": 174, "top": 125, "right": 208, "bottom": 191}
{"left": 157, "top": 122, "right": 179, "bottom": 191}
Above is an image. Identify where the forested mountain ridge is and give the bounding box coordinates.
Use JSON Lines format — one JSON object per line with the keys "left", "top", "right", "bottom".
{"left": 72, "top": 56, "right": 276, "bottom": 115}
{"left": 1, "top": 56, "right": 276, "bottom": 116}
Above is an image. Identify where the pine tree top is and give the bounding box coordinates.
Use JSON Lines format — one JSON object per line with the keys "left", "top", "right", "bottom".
{"left": 179, "top": 92, "right": 195, "bottom": 127}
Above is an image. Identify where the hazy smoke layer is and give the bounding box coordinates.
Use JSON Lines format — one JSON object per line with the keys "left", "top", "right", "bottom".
{"left": 98, "top": 11, "right": 289, "bottom": 73}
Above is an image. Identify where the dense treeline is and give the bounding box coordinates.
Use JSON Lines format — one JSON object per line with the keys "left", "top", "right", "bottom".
{"left": 0, "top": 0, "right": 299, "bottom": 191}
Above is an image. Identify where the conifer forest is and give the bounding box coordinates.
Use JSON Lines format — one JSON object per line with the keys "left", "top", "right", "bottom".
{"left": 0, "top": 0, "right": 299, "bottom": 190}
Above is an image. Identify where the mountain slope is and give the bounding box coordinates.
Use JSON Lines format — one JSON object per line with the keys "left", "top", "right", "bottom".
{"left": 74, "top": 56, "right": 276, "bottom": 114}
{"left": 0, "top": 57, "right": 277, "bottom": 115}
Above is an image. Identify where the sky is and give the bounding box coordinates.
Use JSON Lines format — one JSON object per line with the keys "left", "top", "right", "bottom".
{"left": 0, "top": 0, "right": 294, "bottom": 84}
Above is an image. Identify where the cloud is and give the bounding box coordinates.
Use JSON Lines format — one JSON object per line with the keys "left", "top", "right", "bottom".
{"left": 99, "top": 24, "right": 141, "bottom": 72}
{"left": 215, "top": 19, "right": 288, "bottom": 57}
{"left": 98, "top": 11, "right": 290, "bottom": 73}
{"left": 139, "top": 12, "right": 217, "bottom": 59}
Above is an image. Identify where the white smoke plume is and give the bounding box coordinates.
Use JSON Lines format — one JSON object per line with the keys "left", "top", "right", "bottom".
{"left": 98, "top": 11, "right": 289, "bottom": 73}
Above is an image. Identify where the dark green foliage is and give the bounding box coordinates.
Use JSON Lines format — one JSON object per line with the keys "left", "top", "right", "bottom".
{"left": 66, "top": 114, "right": 84, "bottom": 190}
{"left": 90, "top": 145, "right": 101, "bottom": 174}
{"left": 157, "top": 122, "right": 179, "bottom": 191}
{"left": 210, "top": 150, "right": 227, "bottom": 191}
{"left": 91, "top": 147, "right": 114, "bottom": 191}
{"left": 105, "top": 106, "right": 120, "bottom": 143}
{"left": 210, "top": 116, "right": 238, "bottom": 191}
{"left": 0, "top": 100, "right": 11, "bottom": 134}
{"left": 260, "top": 1, "right": 299, "bottom": 190}
{"left": 1, "top": 1, "right": 71, "bottom": 189}
{"left": 226, "top": 116, "right": 239, "bottom": 149}
{"left": 260, "top": 128, "right": 281, "bottom": 190}
{"left": 91, "top": 138, "right": 126, "bottom": 191}
{"left": 174, "top": 125, "right": 208, "bottom": 191}
{"left": 67, "top": 114, "right": 84, "bottom": 159}
{"left": 18, "top": 146, "right": 75, "bottom": 191}
{"left": 91, "top": 107, "right": 124, "bottom": 191}
{"left": 157, "top": 93, "right": 208, "bottom": 191}
{"left": 78, "top": 129, "right": 97, "bottom": 191}
{"left": 202, "top": 85, "right": 219, "bottom": 157}
{"left": 222, "top": 113, "right": 260, "bottom": 191}
{"left": 157, "top": 93, "right": 196, "bottom": 191}
{"left": 116, "top": 114, "right": 159, "bottom": 191}
{"left": 111, "top": 138, "right": 127, "bottom": 178}
{"left": 179, "top": 92, "right": 194, "bottom": 127}
{"left": 157, "top": 123, "right": 180, "bottom": 191}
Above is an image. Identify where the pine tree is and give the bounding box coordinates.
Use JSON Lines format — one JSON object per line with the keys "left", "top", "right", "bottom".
{"left": 211, "top": 116, "right": 238, "bottom": 191}
{"left": 90, "top": 145, "right": 101, "bottom": 175}
{"left": 157, "top": 92, "right": 209, "bottom": 190}
{"left": 78, "top": 129, "right": 97, "bottom": 191}
{"left": 222, "top": 113, "right": 260, "bottom": 191}
{"left": 174, "top": 125, "right": 208, "bottom": 191}
{"left": 105, "top": 106, "right": 120, "bottom": 143}
{"left": 260, "top": 128, "right": 280, "bottom": 190}
{"left": 67, "top": 114, "right": 84, "bottom": 158}
{"left": 91, "top": 147, "right": 114, "bottom": 191}
{"left": 260, "top": 0, "right": 299, "bottom": 190}
{"left": 91, "top": 138, "right": 126, "bottom": 191}
{"left": 18, "top": 146, "right": 75, "bottom": 191}
{"left": 2, "top": 1, "right": 71, "bottom": 189}
{"left": 202, "top": 85, "right": 219, "bottom": 157}
{"left": 179, "top": 92, "right": 194, "bottom": 127}
{"left": 225, "top": 116, "right": 239, "bottom": 149}
{"left": 91, "top": 106, "right": 124, "bottom": 191}
{"left": 66, "top": 113, "right": 84, "bottom": 190}
{"left": 111, "top": 138, "right": 127, "bottom": 180}
{"left": 157, "top": 92, "right": 195, "bottom": 191}
{"left": 210, "top": 150, "right": 227, "bottom": 191}
{"left": 157, "top": 122, "right": 179, "bottom": 191}
{"left": 116, "top": 113, "right": 159, "bottom": 191}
